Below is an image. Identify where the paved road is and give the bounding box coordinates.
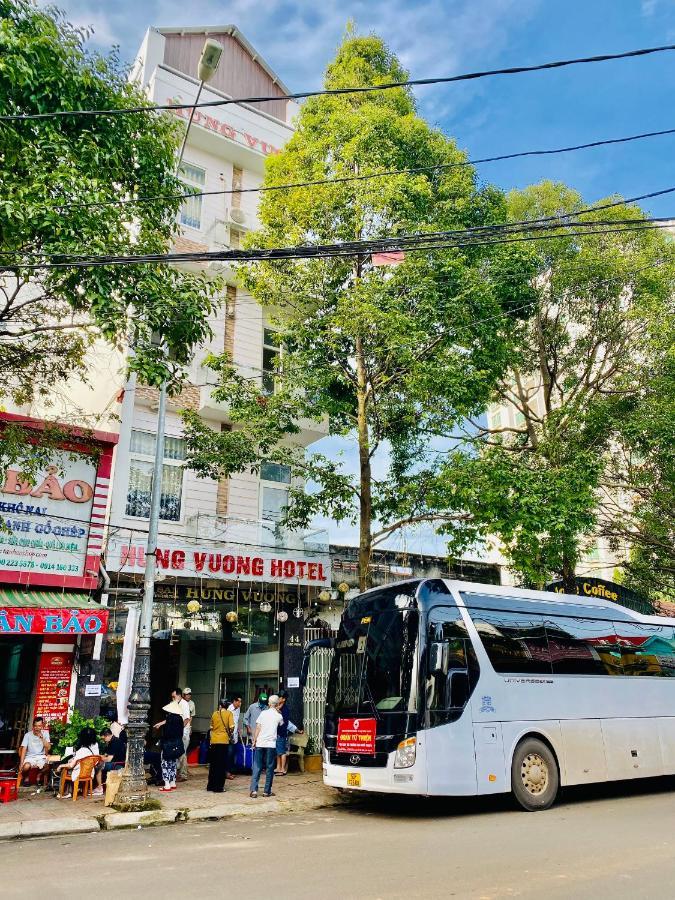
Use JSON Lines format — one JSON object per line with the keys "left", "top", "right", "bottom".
{"left": 5, "top": 778, "right": 675, "bottom": 899}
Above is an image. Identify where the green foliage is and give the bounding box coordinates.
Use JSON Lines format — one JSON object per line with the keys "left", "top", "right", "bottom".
{"left": 183, "top": 29, "right": 536, "bottom": 585}
{"left": 48, "top": 709, "right": 109, "bottom": 756}
{"left": 0, "top": 0, "right": 221, "bottom": 402}
{"left": 608, "top": 351, "right": 675, "bottom": 601}
{"left": 436, "top": 180, "right": 675, "bottom": 587}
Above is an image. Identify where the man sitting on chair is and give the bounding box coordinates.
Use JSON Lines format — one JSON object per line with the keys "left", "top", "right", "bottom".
{"left": 18, "top": 716, "right": 51, "bottom": 785}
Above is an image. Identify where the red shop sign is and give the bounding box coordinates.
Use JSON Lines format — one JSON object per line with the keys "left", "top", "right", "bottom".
{"left": 0, "top": 607, "right": 109, "bottom": 635}
{"left": 33, "top": 650, "right": 74, "bottom": 723}
{"left": 337, "top": 718, "right": 377, "bottom": 755}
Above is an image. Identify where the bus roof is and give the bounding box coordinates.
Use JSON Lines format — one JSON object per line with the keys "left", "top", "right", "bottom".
{"left": 443, "top": 579, "right": 672, "bottom": 625}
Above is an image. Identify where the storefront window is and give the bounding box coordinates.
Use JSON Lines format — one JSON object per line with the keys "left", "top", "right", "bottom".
{"left": 126, "top": 430, "right": 186, "bottom": 522}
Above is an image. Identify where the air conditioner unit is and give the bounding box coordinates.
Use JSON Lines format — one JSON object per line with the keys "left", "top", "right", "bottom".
{"left": 207, "top": 219, "right": 230, "bottom": 248}
{"left": 227, "top": 206, "right": 249, "bottom": 228}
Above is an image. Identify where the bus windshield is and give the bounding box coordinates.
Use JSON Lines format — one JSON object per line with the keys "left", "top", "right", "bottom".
{"left": 326, "top": 588, "right": 420, "bottom": 717}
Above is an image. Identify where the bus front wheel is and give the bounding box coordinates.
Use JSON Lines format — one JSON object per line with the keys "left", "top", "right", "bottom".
{"left": 511, "top": 738, "right": 559, "bottom": 811}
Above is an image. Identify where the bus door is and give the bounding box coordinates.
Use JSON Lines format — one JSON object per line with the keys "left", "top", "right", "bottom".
{"left": 422, "top": 606, "right": 480, "bottom": 796}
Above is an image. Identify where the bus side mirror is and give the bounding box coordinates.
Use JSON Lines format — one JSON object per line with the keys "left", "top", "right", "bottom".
{"left": 300, "top": 637, "right": 334, "bottom": 687}
{"left": 429, "top": 641, "right": 449, "bottom": 675}
{"left": 300, "top": 653, "right": 311, "bottom": 688}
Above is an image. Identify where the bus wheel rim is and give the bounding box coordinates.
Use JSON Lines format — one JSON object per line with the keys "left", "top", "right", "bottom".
{"left": 520, "top": 752, "right": 548, "bottom": 795}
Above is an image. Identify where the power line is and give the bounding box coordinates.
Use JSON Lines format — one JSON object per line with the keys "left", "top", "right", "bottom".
{"left": 4, "top": 183, "right": 675, "bottom": 262}
{"left": 4, "top": 43, "right": 675, "bottom": 122}
{"left": 45, "top": 126, "right": 675, "bottom": 212}
{"left": 2, "top": 217, "right": 673, "bottom": 271}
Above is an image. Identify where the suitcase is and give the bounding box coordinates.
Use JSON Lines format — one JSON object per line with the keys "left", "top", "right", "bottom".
{"left": 233, "top": 741, "right": 254, "bottom": 772}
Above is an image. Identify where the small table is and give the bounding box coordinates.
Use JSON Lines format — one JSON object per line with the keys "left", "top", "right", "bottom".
{"left": 0, "top": 749, "right": 17, "bottom": 776}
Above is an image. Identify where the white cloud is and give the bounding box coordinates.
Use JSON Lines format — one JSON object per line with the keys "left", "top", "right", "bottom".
{"left": 45, "top": 0, "right": 541, "bottom": 124}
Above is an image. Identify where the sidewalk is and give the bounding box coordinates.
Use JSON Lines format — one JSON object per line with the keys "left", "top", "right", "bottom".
{"left": 0, "top": 766, "right": 347, "bottom": 841}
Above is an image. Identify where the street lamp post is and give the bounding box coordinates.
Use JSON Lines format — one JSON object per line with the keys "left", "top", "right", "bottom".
{"left": 115, "top": 38, "right": 223, "bottom": 808}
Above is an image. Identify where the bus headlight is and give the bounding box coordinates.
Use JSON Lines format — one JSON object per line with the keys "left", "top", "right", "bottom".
{"left": 394, "top": 736, "right": 416, "bottom": 768}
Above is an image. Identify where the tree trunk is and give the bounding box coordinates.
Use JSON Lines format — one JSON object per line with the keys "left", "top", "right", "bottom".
{"left": 561, "top": 552, "right": 577, "bottom": 594}
{"left": 355, "top": 336, "right": 372, "bottom": 592}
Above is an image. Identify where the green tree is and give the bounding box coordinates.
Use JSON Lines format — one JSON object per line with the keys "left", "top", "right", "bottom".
{"left": 0, "top": 0, "right": 220, "bottom": 405}
{"left": 435, "top": 181, "right": 675, "bottom": 590}
{"left": 183, "top": 31, "right": 535, "bottom": 589}
{"left": 601, "top": 326, "right": 674, "bottom": 601}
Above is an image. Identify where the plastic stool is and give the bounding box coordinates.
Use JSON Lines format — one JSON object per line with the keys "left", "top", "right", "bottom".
{"left": 0, "top": 779, "right": 18, "bottom": 803}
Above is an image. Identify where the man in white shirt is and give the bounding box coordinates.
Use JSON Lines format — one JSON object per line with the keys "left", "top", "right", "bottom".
{"left": 249, "top": 695, "right": 283, "bottom": 799}
{"left": 18, "top": 716, "right": 51, "bottom": 785}
{"left": 172, "top": 688, "right": 191, "bottom": 780}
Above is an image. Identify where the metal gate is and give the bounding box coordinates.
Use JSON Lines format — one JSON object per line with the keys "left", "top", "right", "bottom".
{"left": 302, "top": 628, "right": 334, "bottom": 752}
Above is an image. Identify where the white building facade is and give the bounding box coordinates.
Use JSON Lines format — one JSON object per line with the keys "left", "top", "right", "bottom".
{"left": 98, "top": 26, "right": 330, "bottom": 732}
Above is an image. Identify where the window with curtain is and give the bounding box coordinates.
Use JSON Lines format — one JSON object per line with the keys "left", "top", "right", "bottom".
{"left": 125, "top": 430, "right": 186, "bottom": 522}
{"left": 178, "top": 161, "right": 206, "bottom": 230}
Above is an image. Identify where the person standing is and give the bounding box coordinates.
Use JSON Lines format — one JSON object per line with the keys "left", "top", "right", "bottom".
{"left": 153, "top": 699, "right": 185, "bottom": 792}
{"left": 243, "top": 691, "right": 268, "bottom": 744}
{"left": 226, "top": 695, "right": 242, "bottom": 780}
{"left": 249, "top": 694, "right": 282, "bottom": 799}
{"left": 207, "top": 699, "right": 235, "bottom": 793}
{"left": 171, "top": 687, "right": 191, "bottom": 780}
{"left": 179, "top": 687, "right": 195, "bottom": 779}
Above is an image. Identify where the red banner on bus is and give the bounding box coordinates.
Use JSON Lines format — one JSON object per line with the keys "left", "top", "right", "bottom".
{"left": 337, "top": 717, "right": 377, "bottom": 755}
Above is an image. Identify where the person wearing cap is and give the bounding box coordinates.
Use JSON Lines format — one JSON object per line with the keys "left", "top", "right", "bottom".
{"left": 153, "top": 698, "right": 186, "bottom": 792}
{"left": 178, "top": 687, "right": 195, "bottom": 779}
{"left": 249, "top": 694, "right": 283, "bottom": 799}
{"left": 207, "top": 698, "right": 235, "bottom": 793}
{"left": 243, "top": 691, "right": 268, "bottom": 744}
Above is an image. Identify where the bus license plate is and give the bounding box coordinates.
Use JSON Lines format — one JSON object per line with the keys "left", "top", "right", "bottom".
{"left": 347, "top": 772, "right": 361, "bottom": 787}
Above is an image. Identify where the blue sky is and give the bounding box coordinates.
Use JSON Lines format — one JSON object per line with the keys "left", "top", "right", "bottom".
{"left": 46, "top": 0, "right": 675, "bottom": 552}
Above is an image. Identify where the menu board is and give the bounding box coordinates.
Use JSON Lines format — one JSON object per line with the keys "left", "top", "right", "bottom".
{"left": 33, "top": 650, "right": 74, "bottom": 723}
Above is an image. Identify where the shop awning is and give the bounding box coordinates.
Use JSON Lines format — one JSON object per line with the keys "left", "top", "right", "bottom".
{"left": 0, "top": 589, "right": 103, "bottom": 609}
{"left": 0, "top": 591, "right": 109, "bottom": 635}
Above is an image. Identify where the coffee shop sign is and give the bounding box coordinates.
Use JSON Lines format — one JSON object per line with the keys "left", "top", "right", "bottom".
{"left": 169, "top": 98, "right": 280, "bottom": 156}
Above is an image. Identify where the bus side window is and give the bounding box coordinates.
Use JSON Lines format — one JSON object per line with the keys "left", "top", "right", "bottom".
{"left": 472, "top": 610, "right": 552, "bottom": 675}
{"left": 545, "top": 616, "right": 621, "bottom": 676}
{"left": 426, "top": 611, "right": 477, "bottom": 720}
{"left": 614, "top": 622, "right": 675, "bottom": 676}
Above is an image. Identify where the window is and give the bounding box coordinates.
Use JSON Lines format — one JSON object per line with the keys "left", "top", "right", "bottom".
{"left": 472, "top": 610, "right": 552, "bottom": 674}
{"left": 179, "top": 162, "right": 206, "bottom": 230}
{"left": 262, "top": 328, "right": 281, "bottom": 395}
{"left": 545, "top": 616, "right": 621, "bottom": 676}
{"left": 261, "top": 461, "right": 291, "bottom": 525}
{"left": 614, "top": 622, "right": 675, "bottom": 677}
{"left": 426, "top": 608, "right": 478, "bottom": 720}
{"left": 125, "top": 430, "right": 186, "bottom": 522}
{"left": 260, "top": 461, "right": 291, "bottom": 484}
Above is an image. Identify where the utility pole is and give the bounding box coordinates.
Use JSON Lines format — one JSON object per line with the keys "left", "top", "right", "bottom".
{"left": 115, "top": 38, "right": 223, "bottom": 808}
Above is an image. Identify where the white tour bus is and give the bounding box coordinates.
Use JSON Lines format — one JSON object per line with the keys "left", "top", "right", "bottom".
{"left": 314, "top": 578, "right": 675, "bottom": 810}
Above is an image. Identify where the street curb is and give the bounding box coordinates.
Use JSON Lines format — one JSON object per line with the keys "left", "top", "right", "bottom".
{"left": 0, "top": 791, "right": 346, "bottom": 841}
{"left": 0, "top": 817, "right": 100, "bottom": 840}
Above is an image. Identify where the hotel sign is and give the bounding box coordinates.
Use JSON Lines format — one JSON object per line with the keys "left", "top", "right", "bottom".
{"left": 106, "top": 536, "right": 331, "bottom": 586}
{"left": 169, "top": 99, "right": 281, "bottom": 156}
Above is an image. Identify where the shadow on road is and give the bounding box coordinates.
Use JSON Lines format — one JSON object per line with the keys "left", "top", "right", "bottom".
{"left": 338, "top": 774, "right": 675, "bottom": 821}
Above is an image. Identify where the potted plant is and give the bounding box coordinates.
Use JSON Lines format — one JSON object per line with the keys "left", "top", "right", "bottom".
{"left": 302, "top": 736, "right": 323, "bottom": 773}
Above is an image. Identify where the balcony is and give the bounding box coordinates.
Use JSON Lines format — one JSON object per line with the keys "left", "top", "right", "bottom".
{"left": 184, "top": 512, "right": 329, "bottom": 554}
